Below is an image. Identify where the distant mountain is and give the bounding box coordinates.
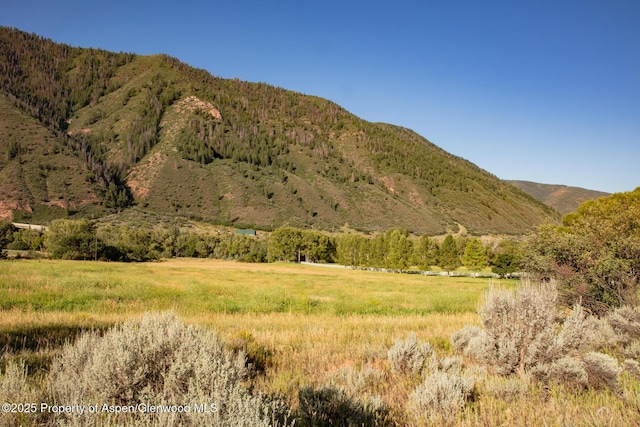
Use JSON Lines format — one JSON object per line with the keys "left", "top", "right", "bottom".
{"left": 506, "top": 180, "right": 610, "bottom": 215}
{"left": 0, "top": 27, "right": 560, "bottom": 234}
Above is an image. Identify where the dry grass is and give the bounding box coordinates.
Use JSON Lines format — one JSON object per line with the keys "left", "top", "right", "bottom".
{"left": 1, "top": 259, "right": 639, "bottom": 425}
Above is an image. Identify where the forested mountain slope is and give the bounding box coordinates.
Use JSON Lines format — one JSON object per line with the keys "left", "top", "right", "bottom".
{"left": 0, "top": 27, "right": 559, "bottom": 234}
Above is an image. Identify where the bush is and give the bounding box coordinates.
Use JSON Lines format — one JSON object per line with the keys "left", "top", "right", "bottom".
{"left": 408, "top": 370, "right": 475, "bottom": 423}
{"left": 521, "top": 189, "right": 640, "bottom": 313}
{"left": 44, "top": 219, "right": 101, "bottom": 260}
{"left": 606, "top": 306, "right": 640, "bottom": 346}
{"left": 623, "top": 359, "right": 640, "bottom": 377}
{"left": 453, "top": 281, "right": 610, "bottom": 388}
{"left": 473, "top": 281, "right": 561, "bottom": 375}
{"left": 387, "top": 333, "right": 432, "bottom": 376}
{"left": 0, "top": 361, "right": 45, "bottom": 426}
{"left": 531, "top": 357, "right": 588, "bottom": 389}
{"left": 582, "top": 352, "right": 621, "bottom": 390}
{"left": 450, "top": 325, "right": 483, "bottom": 353}
{"left": 48, "top": 312, "right": 292, "bottom": 426}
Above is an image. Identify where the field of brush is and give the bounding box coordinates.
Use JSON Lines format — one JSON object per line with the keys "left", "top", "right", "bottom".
{"left": 1, "top": 258, "right": 639, "bottom": 426}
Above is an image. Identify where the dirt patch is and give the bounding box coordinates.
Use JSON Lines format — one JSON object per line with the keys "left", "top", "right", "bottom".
{"left": 174, "top": 96, "right": 222, "bottom": 120}
{"left": 127, "top": 152, "right": 167, "bottom": 198}
{"left": 66, "top": 128, "right": 92, "bottom": 136}
{"left": 379, "top": 176, "right": 397, "bottom": 195}
{"left": 0, "top": 200, "right": 30, "bottom": 221}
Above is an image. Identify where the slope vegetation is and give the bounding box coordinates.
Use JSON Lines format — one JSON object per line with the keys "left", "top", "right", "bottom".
{"left": 506, "top": 180, "right": 610, "bottom": 215}
{"left": 0, "top": 27, "right": 559, "bottom": 234}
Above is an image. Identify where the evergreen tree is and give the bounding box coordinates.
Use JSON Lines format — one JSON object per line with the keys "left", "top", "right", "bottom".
{"left": 438, "top": 235, "right": 460, "bottom": 273}
{"left": 384, "top": 228, "right": 413, "bottom": 269}
{"left": 462, "top": 238, "right": 488, "bottom": 272}
{"left": 415, "top": 234, "right": 439, "bottom": 270}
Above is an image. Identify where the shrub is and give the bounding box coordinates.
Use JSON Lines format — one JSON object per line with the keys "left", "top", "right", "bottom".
{"left": 228, "top": 330, "right": 274, "bottom": 378}
{"left": 48, "top": 312, "right": 292, "bottom": 426}
{"left": 0, "top": 361, "right": 45, "bottom": 426}
{"left": 457, "top": 281, "right": 597, "bottom": 378}
{"left": 450, "top": 325, "right": 483, "bottom": 353}
{"left": 408, "top": 370, "right": 475, "bottom": 423}
{"left": 625, "top": 340, "right": 640, "bottom": 360}
{"left": 451, "top": 281, "right": 623, "bottom": 391}
{"left": 531, "top": 357, "right": 588, "bottom": 389}
{"left": 606, "top": 306, "right": 640, "bottom": 346}
{"left": 438, "top": 356, "right": 463, "bottom": 373}
{"left": 582, "top": 352, "right": 621, "bottom": 390}
{"left": 623, "top": 359, "right": 640, "bottom": 377}
{"left": 44, "top": 219, "right": 102, "bottom": 260}
{"left": 387, "top": 333, "right": 432, "bottom": 376}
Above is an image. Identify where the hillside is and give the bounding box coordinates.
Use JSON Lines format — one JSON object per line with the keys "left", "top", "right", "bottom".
{"left": 0, "top": 27, "right": 560, "bottom": 234}
{"left": 506, "top": 180, "right": 610, "bottom": 215}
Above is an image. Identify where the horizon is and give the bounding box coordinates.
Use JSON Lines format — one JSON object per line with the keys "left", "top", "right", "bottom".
{"left": 2, "top": 0, "right": 639, "bottom": 194}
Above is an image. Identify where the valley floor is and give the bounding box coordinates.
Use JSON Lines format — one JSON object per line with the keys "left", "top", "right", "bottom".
{"left": 1, "top": 259, "right": 638, "bottom": 426}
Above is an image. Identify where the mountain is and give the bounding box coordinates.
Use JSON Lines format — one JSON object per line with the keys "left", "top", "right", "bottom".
{"left": 0, "top": 27, "right": 560, "bottom": 234}
{"left": 506, "top": 180, "right": 610, "bottom": 215}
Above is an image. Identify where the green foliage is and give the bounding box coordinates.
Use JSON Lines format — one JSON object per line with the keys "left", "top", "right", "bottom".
{"left": 462, "top": 238, "right": 488, "bottom": 271}
{"left": 175, "top": 119, "right": 217, "bottom": 164}
{"left": 491, "top": 253, "right": 518, "bottom": 278}
{"left": 267, "top": 227, "right": 335, "bottom": 263}
{"left": 267, "top": 227, "right": 304, "bottom": 262}
{"left": 438, "top": 235, "right": 461, "bottom": 272}
{"left": 334, "top": 229, "right": 415, "bottom": 270}
{"left": 7, "top": 139, "right": 24, "bottom": 160}
{"left": 96, "top": 223, "right": 266, "bottom": 262}
{"left": 102, "top": 180, "right": 133, "bottom": 212}
{"left": 44, "top": 219, "right": 101, "bottom": 260}
{"left": 415, "top": 234, "right": 439, "bottom": 270}
{"left": 383, "top": 228, "right": 413, "bottom": 269}
{"left": 0, "top": 27, "right": 561, "bottom": 235}
{"left": 8, "top": 229, "right": 44, "bottom": 252}
{"left": 0, "top": 221, "right": 16, "bottom": 248}
{"left": 522, "top": 188, "right": 640, "bottom": 313}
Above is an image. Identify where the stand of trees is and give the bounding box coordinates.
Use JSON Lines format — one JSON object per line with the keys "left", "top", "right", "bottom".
{"left": 521, "top": 187, "right": 640, "bottom": 314}
{"left": 2, "top": 220, "right": 509, "bottom": 273}
{"left": 2, "top": 217, "right": 530, "bottom": 281}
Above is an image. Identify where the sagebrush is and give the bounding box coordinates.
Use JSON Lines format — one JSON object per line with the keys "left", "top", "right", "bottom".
{"left": 5, "top": 312, "right": 293, "bottom": 427}
{"left": 452, "top": 281, "right": 622, "bottom": 390}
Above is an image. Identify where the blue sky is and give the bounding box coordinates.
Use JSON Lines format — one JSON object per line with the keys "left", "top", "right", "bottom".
{"left": 2, "top": 0, "right": 639, "bottom": 193}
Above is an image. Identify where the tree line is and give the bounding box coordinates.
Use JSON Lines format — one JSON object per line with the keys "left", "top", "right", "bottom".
{"left": 1, "top": 220, "right": 519, "bottom": 277}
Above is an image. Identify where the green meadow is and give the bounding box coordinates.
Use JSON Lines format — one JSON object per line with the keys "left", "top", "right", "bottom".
{"left": 0, "top": 258, "right": 503, "bottom": 316}
{"left": 2, "top": 259, "right": 638, "bottom": 426}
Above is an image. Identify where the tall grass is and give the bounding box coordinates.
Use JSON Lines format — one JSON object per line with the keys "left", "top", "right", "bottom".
{"left": 0, "top": 258, "right": 505, "bottom": 315}
{"left": 1, "top": 259, "right": 638, "bottom": 425}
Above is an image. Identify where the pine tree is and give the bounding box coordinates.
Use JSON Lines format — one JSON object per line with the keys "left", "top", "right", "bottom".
{"left": 415, "top": 235, "right": 439, "bottom": 270}
{"left": 438, "top": 235, "right": 460, "bottom": 273}
{"left": 462, "top": 238, "right": 488, "bottom": 272}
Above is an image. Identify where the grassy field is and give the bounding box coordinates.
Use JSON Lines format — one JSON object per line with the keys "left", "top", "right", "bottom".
{"left": 0, "top": 258, "right": 499, "bottom": 316}
{"left": 1, "top": 259, "right": 638, "bottom": 426}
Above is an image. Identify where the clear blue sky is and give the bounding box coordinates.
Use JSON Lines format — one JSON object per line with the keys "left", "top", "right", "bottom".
{"left": 3, "top": 0, "right": 639, "bottom": 193}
